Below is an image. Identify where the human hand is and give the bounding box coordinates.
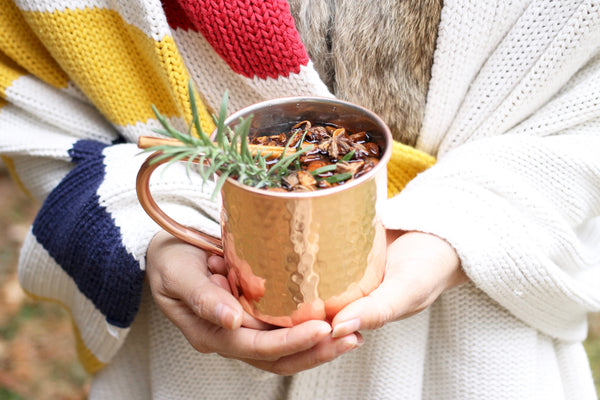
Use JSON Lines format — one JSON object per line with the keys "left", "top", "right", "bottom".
{"left": 331, "top": 230, "right": 468, "bottom": 337}
{"left": 146, "top": 230, "right": 363, "bottom": 375}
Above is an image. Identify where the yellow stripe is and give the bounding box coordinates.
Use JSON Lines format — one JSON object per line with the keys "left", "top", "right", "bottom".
{"left": 387, "top": 141, "right": 436, "bottom": 198}
{"left": 21, "top": 7, "right": 214, "bottom": 133}
{"left": 0, "top": 0, "right": 68, "bottom": 88}
{"left": 23, "top": 289, "right": 106, "bottom": 374}
{"left": 0, "top": 49, "right": 27, "bottom": 98}
{"left": 0, "top": 97, "right": 6, "bottom": 109}
{"left": 126, "top": 20, "right": 215, "bottom": 134}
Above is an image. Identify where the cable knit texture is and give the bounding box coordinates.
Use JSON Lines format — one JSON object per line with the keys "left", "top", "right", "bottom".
{"left": 1, "top": 0, "right": 599, "bottom": 399}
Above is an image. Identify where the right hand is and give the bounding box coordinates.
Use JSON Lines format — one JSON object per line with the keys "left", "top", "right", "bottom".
{"left": 145, "top": 230, "right": 363, "bottom": 375}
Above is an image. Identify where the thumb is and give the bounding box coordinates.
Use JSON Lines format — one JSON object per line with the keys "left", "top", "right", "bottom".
{"left": 331, "top": 231, "right": 462, "bottom": 337}
{"left": 147, "top": 232, "right": 244, "bottom": 330}
{"left": 330, "top": 268, "right": 421, "bottom": 338}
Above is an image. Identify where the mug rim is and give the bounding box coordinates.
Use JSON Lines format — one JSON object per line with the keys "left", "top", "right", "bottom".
{"left": 216, "top": 96, "right": 393, "bottom": 199}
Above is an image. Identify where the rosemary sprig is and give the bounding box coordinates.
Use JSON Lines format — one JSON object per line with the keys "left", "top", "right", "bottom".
{"left": 323, "top": 172, "right": 353, "bottom": 184}
{"left": 310, "top": 164, "right": 337, "bottom": 176}
{"left": 141, "top": 81, "right": 313, "bottom": 199}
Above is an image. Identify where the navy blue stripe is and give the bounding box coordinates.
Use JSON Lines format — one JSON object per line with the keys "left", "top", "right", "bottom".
{"left": 32, "top": 140, "right": 144, "bottom": 328}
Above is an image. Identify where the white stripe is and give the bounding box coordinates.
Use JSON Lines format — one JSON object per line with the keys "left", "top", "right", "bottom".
{"left": 173, "top": 28, "right": 333, "bottom": 115}
{"left": 0, "top": 101, "right": 80, "bottom": 158}
{"left": 18, "top": 230, "right": 128, "bottom": 364}
{"left": 246, "top": 61, "right": 333, "bottom": 99}
{"left": 116, "top": 114, "right": 188, "bottom": 144}
{"left": 5, "top": 75, "right": 118, "bottom": 143}
{"left": 113, "top": 0, "right": 173, "bottom": 41}
{"left": 8, "top": 154, "right": 73, "bottom": 203}
{"left": 173, "top": 29, "right": 265, "bottom": 113}
{"left": 98, "top": 144, "right": 221, "bottom": 271}
{"left": 15, "top": 0, "right": 104, "bottom": 12}
{"left": 14, "top": 0, "right": 172, "bottom": 41}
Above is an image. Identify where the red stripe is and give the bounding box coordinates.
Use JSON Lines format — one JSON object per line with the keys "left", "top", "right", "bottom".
{"left": 162, "top": 0, "right": 309, "bottom": 79}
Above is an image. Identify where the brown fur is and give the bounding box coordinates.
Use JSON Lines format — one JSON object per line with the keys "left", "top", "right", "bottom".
{"left": 288, "top": 0, "right": 442, "bottom": 145}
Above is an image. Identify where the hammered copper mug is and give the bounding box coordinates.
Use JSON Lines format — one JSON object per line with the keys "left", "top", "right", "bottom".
{"left": 136, "top": 97, "right": 392, "bottom": 327}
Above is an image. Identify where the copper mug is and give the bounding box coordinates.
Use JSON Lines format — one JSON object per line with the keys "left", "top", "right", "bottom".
{"left": 136, "top": 97, "right": 392, "bottom": 327}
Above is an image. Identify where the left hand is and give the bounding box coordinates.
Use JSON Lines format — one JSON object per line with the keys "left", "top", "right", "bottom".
{"left": 146, "top": 230, "right": 363, "bottom": 376}
{"left": 331, "top": 230, "right": 469, "bottom": 337}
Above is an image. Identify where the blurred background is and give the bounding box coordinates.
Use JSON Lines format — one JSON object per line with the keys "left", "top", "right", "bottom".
{"left": 0, "top": 162, "right": 599, "bottom": 400}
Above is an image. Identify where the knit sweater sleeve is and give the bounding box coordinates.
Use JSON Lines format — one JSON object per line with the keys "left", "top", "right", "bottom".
{"left": 381, "top": 0, "right": 600, "bottom": 342}
{"left": 0, "top": 0, "right": 224, "bottom": 373}
{"left": 381, "top": 130, "right": 600, "bottom": 342}
{"left": 1, "top": 0, "right": 335, "bottom": 373}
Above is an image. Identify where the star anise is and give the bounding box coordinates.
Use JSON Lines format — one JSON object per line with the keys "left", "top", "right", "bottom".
{"left": 318, "top": 128, "right": 354, "bottom": 160}
{"left": 335, "top": 160, "right": 365, "bottom": 177}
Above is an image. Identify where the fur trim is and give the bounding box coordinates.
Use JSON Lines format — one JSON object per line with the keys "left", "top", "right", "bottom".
{"left": 289, "top": 0, "right": 441, "bottom": 145}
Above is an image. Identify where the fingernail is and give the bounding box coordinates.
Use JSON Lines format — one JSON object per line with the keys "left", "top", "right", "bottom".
{"left": 331, "top": 318, "right": 360, "bottom": 338}
{"left": 335, "top": 334, "right": 362, "bottom": 355}
{"left": 216, "top": 303, "right": 242, "bottom": 329}
{"left": 316, "top": 323, "right": 333, "bottom": 336}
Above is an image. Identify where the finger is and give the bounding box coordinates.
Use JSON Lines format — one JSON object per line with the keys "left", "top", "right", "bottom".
{"left": 205, "top": 274, "right": 273, "bottom": 329}
{"left": 331, "top": 273, "right": 415, "bottom": 337}
{"left": 217, "top": 320, "right": 333, "bottom": 360}
{"left": 207, "top": 254, "right": 228, "bottom": 275}
{"left": 240, "top": 310, "right": 274, "bottom": 330}
{"left": 177, "top": 317, "right": 332, "bottom": 360}
{"left": 208, "top": 273, "right": 231, "bottom": 292}
{"left": 332, "top": 232, "right": 460, "bottom": 337}
{"left": 153, "top": 276, "right": 243, "bottom": 330}
{"left": 182, "top": 274, "right": 244, "bottom": 330}
{"left": 148, "top": 238, "right": 243, "bottom": 330}
{"left": 241, "top": 332, "right": 364, "bottom": 375}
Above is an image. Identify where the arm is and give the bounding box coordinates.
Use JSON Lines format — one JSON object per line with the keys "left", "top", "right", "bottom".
{"left": 2, "top": 92, "right": 222, "bottom": 371}
{"left": 378, "top": 131, "right": 600, "bottom": 340}
{"left": 332, "top": 69, "right": 600, "bottom": 342}
{"left": 330, "top": 0, "right": 600, "bottom": 340}
{"left": 1, "top": 0, "right": 337, "bottom": 374}
{"left": 0, "top": 0, "right": 220, "bottom": 372}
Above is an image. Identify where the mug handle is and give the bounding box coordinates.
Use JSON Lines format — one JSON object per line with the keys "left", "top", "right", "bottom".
{"left": 136, "top": 151, "right": 224, "bottom": 256}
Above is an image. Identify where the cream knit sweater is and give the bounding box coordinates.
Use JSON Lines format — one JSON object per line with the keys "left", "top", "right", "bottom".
{"left": 1, "top": 0, "right": 599, "bottom": 399}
